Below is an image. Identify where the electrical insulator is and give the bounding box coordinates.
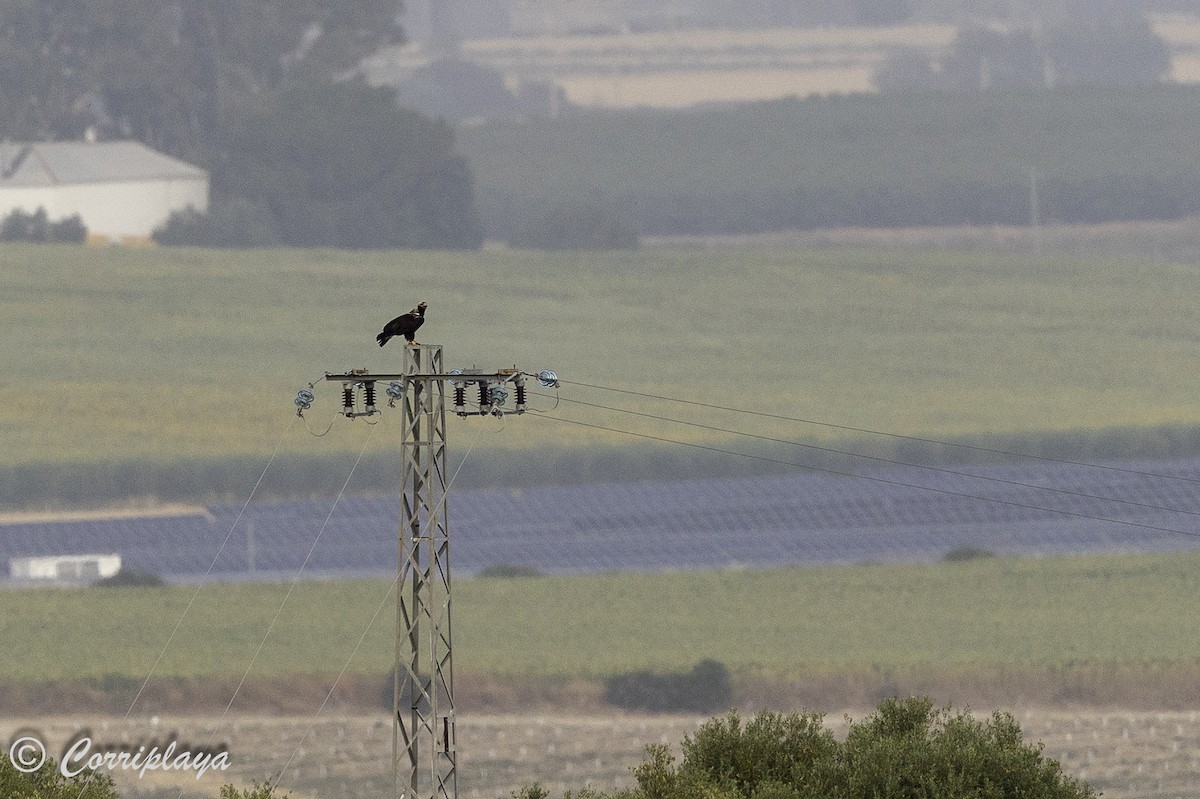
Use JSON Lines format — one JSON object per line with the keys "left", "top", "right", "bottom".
{"left": 514, "top": 379, "right": 527, "bottom": 414}
{"left": 454, "top": 384, "right": 467, "bottom": 416}
{"left": 536, "top": 369, "right": 559, "bottom": 388}
{"left": 363, "top": 381, "right": 377, "bottom": 414}
{"left": 385, "top": 380, "right": 404, "bottom": 407}
{"left": 489, "top": 385, "right": 508, "bottom": 407}
{"left": 448, "top": 368, "right": 463, "bottom": 385}
{"left": 477, "top": 382, "right": 488, "bottom": 414}
{"left": 342, "top": 384, "right": 354, "bottom": 415}
{"left": 294, "top": 389, "right": 315, "bottom": 416}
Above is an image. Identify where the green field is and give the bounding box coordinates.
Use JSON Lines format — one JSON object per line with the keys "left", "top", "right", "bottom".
{"left": 3, "top": 551, "right": 1200, "bottom": 684}
{"left": 5, "top": 556, "right": 1200, "bottom": 799}
{"left": 5, "top": 241, "right": 1200, "bottom": 506}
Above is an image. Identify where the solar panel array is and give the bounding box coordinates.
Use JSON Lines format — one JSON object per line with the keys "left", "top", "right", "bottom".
{"left": 3, "top": 455, "right": 1200, "bottom": 583}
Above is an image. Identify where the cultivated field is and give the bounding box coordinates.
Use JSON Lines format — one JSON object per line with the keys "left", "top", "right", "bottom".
{"left": 362, "top": 24, "right": 958, "bottom": 104}
{"left": 5, "top": 552, "right": 1200, "bottom": 698}
{"left": 8, "top": 238, "right": 1200, "bottom": 796}
{"left": 6, "top": 551, "right": 1200, "bottom": 797}
{"left": 363, "top": 16, "right": 1200, "bottom": 107}
{"left": 5, "top": 241, "right": 1200, "bottom": 507}
{"left": 6, "top": 708, "right": 1200, "bottom": 799}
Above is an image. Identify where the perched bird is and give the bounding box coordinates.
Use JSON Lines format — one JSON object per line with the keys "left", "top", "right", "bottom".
{"left": 376, "top": 302, "right": 428, "bottom": 347}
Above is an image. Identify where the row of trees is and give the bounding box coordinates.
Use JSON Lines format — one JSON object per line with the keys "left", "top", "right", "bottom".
{"left": 0, "top": 1, "right": 1189, "bottom": 249}
{"left": 876, "top": 15, "right": 1172, "bottom": 92}
{"left": 486, "top": 169, "right": 1200, "bottom": 238}
{"left": 463, "top": 85, "right": 1200, "bottom": 237}
{"left": 0, "top": 0, "right": 402, "bottom": 162}
{"left": 155, "top": 78, "right": 483, "bottom": 249}
{"left": 678, "top": 0, "right": 1200, "bottom": 29}
{"left": 0, "top": 1, "right": 488, "bottom": 250}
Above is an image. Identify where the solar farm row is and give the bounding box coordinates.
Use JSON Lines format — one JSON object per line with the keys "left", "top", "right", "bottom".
{"left": 3, "top": 455, "right": 1200, "bottom": 583}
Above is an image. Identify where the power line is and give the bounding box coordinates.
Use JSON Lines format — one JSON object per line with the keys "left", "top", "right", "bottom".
{"left": 176, "top": 419, "right": 381, "bottom": 798}
{"left": 120, "top": 414, "right": 299, "bottom": 718}
{"left": 559, "top": 379, "right": 1200, "bottom": 485}
{"left": 533, "top": 413, "right": 1200, "bottom": 542}
{"left": 536, "top": 393, "right": 1200, "bottom": 521}
{"left": 76, "top": 416, "right": 302, "bottom": 799}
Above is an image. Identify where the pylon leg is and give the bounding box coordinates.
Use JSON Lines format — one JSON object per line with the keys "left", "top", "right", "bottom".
{"left": 394, "top": 345, "right": 455, "bottom": 799}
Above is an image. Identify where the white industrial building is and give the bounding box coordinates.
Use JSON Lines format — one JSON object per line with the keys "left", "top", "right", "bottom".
{"left": 10, "top": 553, "right": 122, "bottom": 583}
{"left": 0, "top": 139, "right": 208, "bottom": 243}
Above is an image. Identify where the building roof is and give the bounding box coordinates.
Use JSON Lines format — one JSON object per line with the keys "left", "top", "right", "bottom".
{"left": 0, "top": 140, "right": 206, "bottom": 187}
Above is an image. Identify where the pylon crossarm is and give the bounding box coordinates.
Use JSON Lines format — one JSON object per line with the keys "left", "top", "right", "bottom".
{"left": 323, "top": 371, "right": 522, "bottom": 383}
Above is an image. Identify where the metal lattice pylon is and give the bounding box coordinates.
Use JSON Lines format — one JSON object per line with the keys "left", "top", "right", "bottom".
{"left": 394, "top": 344, "right": 456, "bottom": 799}
{"left": 313, "top": 345, "right": 550, "bottom": 798}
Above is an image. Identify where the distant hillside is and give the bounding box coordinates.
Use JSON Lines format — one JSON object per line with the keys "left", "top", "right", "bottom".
{"left": 460, "top": 84, "right": 1200, "bottom": 238}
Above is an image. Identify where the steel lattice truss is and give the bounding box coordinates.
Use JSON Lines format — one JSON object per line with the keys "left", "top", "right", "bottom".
{"left": 395, "top": 344, "right": 456, "bottom": 799}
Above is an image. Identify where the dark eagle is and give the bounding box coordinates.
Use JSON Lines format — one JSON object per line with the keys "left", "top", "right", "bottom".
{"left": 376, "top": 302, "right": 428, "bottom": 347}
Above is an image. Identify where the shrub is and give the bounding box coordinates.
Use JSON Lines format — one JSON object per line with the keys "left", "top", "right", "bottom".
{"left": 942, "top": 546, "right": 996, "bottom": 562}
{"left": 152, "top": 206, "right": 211, "bottom": 246}
{"left": 0, "top": 208, "right": 87, "bottom": 243}
{"left": 839, "top": 697, "right": 1095, "bottom": 799}
{"left": 525, "top": 697, "right": 1096, "bottom": 799}
{"left": 49, "top": 214, "right": 87, "bottom": 242}
{"left": 0, "top": 751, "right": 119, "bottom": 799}
{"left": 677, "top": 710, "right": 839, "bottom": 797}
{"left": 511, "top": 785, "right": 550, "bottom": 799}
{"left": 604, "top": 658, "right": 733, "bottom": 713}
{"left": 220, "top": 782, "right": 290, "bottom": 799}
{"left": 1, "top": 207, "right": 49, "bottom": 241}
{"left": 153, "top": 199, "right": 281, "bottom": 248}
{"left": 477, "top": 563, "right": 544, "bottom": 579}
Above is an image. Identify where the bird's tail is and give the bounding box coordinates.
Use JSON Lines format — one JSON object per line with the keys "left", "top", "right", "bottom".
{"left": 376, "top": 332, "right": 389, "bottom": 347}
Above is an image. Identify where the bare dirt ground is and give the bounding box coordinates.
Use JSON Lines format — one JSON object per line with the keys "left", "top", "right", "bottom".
{"left": 6, "top": 708, "right": 1200, "bottom": 799}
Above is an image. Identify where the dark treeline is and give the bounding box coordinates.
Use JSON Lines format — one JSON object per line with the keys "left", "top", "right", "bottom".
{"left": 4, "top": 3, "right": 1195, "bottom": 247}
{"left": 877, "top": 14, "right": 1171, "bottom": 92}
{"left": 532, "top": 0, "right": 1200, "bottom": 32}
{"left": 462, "top": 86, "right": 1200, "bottom": 238}
{"left": 0, "top": 0, "right": 482, "bottom": 250}
{"left": 0, "top": 0, "right": 402, "bottom": 164}
{"left": 159, "top": 78, "right": 483, "bottom": 250}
